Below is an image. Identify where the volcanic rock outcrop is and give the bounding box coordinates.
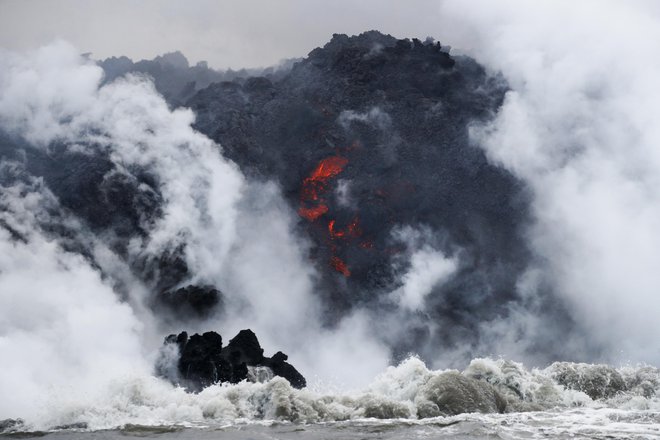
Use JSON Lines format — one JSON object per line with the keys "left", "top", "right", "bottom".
{"left": 185, "top": 30, "right": 543, "bottom": 360}
{"left": 157, "top": 329, "right": 306, "bottom": 391}
{"left": 156, "top": 285, "right": 223, "bottom": 318}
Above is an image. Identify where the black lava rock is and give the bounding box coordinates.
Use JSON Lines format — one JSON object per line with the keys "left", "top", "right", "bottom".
{"left": 223, "top": 329, "right": 264, "bottom": 365}
{"left": 159, "top": 329, "right": 306, "bottom": 391}
{"left": 156, "top": 285, "right": 223, "bottom": 318}
{"left": 264, "top": 351, "right": 307, "bottom": 389}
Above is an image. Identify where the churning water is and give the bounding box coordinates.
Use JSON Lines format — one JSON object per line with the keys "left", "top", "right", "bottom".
{"left": 2, "top": 357, "right": 659, "bottom": 439}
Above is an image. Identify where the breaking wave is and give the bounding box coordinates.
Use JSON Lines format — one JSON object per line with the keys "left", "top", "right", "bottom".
{"left": 4, "top": 357, "right": 659, "bottom": 433}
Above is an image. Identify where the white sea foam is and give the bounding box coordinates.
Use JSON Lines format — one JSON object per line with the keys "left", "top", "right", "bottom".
{"left": 1, "top": 356, "right": 655, "bottom": 432}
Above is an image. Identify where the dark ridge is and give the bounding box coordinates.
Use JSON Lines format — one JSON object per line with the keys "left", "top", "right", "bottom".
{"left": 98, "top": 51, "right": 298, "bottom": 107}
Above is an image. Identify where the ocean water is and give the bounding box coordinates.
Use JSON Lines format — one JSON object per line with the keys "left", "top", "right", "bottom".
{"left": 5, "top": 413, "right": 659, "bottom": 440}
{"left": 3, "top": 357, "right": 659, "bottom": 439}
{"left": 7, "top": 411, "right": 660, "bottom": 440}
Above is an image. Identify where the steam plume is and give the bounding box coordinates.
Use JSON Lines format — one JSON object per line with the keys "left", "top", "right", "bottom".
{"left": 0, "top": 42, "right": 390, "bottom": 423}
{"left": 436, "top": 0, "right": 660, "bottom": 365}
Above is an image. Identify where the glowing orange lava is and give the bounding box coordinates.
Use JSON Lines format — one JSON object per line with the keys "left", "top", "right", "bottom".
{"left": 328, "top": 219, "right": 345, "bottom": 238}
{"left": 309, "top": 156, "right": 348, "bottom": 181}
{"left": 299, "top": 154, "right": 367, "bottom": 277}
{"left": 301, "top": 156, "right": 349, "bottom": 203}
{"left": 328, "top": 217, "right": 362, "bottom": 240}
{"left": 298, "top": 205, "right": 329, "bottom": 222}
{"left": 330, "top": 256, "right": 351, "bottom": 277}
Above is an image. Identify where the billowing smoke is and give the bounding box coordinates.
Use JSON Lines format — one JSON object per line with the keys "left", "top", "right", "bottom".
{"left": 0, "top": 172, "right": 148, "bottom": 421}
{"left": 388, "top": 226, "right": 458, "bottom": 312}
{"left": 435, "top": 0, "right": 660, "bottom": 365}
{"left": 0, "top": 41, "right": 389, "bottom": 423}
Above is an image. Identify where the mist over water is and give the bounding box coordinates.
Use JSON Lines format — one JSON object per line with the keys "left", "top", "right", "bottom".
{"left": 0, "top": 42, "right": 389, "bottom": 423}
{"left": 0, "top": 1, "right": 659, "bottom": 436}
{"left": 436, "top": 0, "right": 660, "bottom": 366}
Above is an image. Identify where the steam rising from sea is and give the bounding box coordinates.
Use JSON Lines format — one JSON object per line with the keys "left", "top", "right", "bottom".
{"left": 0, "top": 41, "right": 389, "bottom": 422}
{"left": 436, "top": 0, "right": 660, "bottom": 364}
{"left": 1, "top": 0, "right": 660, "bottom": 436}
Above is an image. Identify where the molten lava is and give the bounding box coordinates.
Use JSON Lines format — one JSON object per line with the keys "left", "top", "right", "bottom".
{"left": 299, "top": 155, "right": 368, "bottom": 278}
{"left": 328, "top": 217, "right": 362, "bottom": 240}
{"left": 330, "top": 256, "right": 351, "bottom": 277}
{"left": 328, "top": 220, "right": 345, "bottom": 238}
{"left": 301, "top": 156, "right": 349, "bottom": 203}
{"left": 308, "top": 156, "right": 348, "bottom": 181}
{"left": 298, "top": 205, "right": 329, "bottom": 222}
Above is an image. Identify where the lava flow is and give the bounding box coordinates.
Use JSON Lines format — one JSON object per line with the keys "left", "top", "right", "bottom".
{"left": 298, "top": 155, "right": 349, "bottom": 221}
{"left": 330, "top": 256, "right": 351, "bottom": 277}
{"left": 299, "top": 205, "right": 329, "bottom": 222}
{"left": 301, "top": 156, "right": 349, "bottom": 202}
{"left": 328, "top": 217, "right": 361, "bottom": 239}
{"left": 299, "top": 155, "right": 370, "bottom": 277}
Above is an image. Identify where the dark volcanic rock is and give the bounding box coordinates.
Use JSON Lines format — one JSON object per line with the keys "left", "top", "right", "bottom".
{"left": 0, "top": 140, "right": 163, "bottom": 245}
{"left": 178, "top": 331, "right": 226, "bottom": 389}
{"left": 264, "top": 351, "right": 307, "bottom": 389}
{"left": 187, "top": 30, "right": 541, "bottom": 359}
{"left": 159, "top": 329, "right": 306, "bottom": 391}
{"left": 157, "top": 285, "right": 223, "bottom": 318}
{"left": 98, "top": 51, "right": 297, "bottom": 107}
{"left": 223, "top": 329, "right": 264, "bottom": 365}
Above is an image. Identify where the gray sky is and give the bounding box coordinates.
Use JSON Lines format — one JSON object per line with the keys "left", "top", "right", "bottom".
{"left": 0, "top": 0, "right": 449, "bottom": 69}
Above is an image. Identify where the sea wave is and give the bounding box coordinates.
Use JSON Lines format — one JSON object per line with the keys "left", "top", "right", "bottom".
{"left": 3, "top": 357, "right": 659, "bottom": 433}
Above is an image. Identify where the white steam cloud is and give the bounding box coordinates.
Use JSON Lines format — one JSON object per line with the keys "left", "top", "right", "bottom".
{"left": 436, "top": 0, "right": 660, "bottom": 365}
{"left": 0, "top": 174, "right": 149, "bottom": 422}
{"left": 394, "top": 248, "right": 456, "bottom": 312}
{"left": 0, "top": 41, "right": 390, "bottom": 424}
{"left": 390, "top": 226, "right": 457, "bottom": 312}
